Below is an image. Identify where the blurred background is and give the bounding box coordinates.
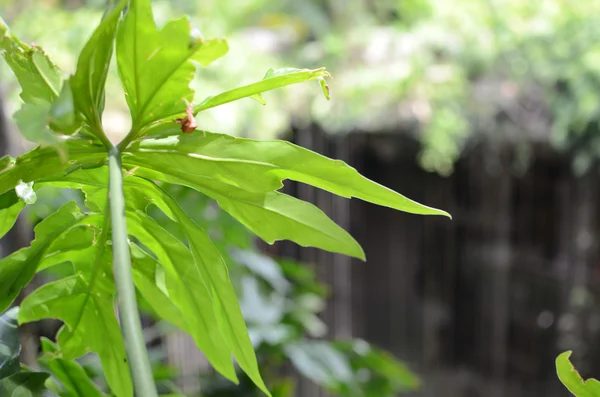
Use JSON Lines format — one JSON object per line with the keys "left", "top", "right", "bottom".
{"left": 2, "top": 0, "right": 600, "bottom": 396}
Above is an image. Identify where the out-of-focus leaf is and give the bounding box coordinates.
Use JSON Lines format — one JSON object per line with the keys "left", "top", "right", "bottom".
{"left": 336, "top": 339, "right": 421, "bottom": 394}
{"left": 0, "top": 189, "right": 25, "bottom": 240}
{"left": 0, "top": 307, "right": 20, "bottom": 379}
{"left": 0, "top": 371, "right": 58, "bottom": 397}
{"left": 556, "top": 351, "right": 600, "bottom": 397}
{"left": 284, "top": 341, "right": 354, "bottom": 390}
{"left": 230, "top": 250, "right": 290, "bottom": 294}
{"left": 195, "top": 68, "right": 330, "bottom": 112}
{"left": 117, "top": 0, "right": 228, "bottom": 132}
{"left": 70, "top": 0, "right": 127, "bottom": 131}
{"left": 39, "top": 338, "right": 106, "bottom": 397}
{"left": 14, "top": 103, "right": 62, "bottom": 146}
{"left": 0, "top": 17, "right": 61, "bottom": 105}
{"left": 19, "top": 274, "right": 132, "bottom": 397}
{"left": 49, "top": 84, "right": 82, "bottom": 135}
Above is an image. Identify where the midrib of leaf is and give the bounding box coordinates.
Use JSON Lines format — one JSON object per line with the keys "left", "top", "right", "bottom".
{"left": 132, "top": 149, "right": 276, "bottom": 166}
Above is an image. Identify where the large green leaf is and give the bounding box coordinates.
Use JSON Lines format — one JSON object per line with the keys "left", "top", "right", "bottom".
{"left": 125, "top": 167, "right": 365, "bottom": 258}
{"left": 116, "top": 0, "right": 228, "bottom": 132}
{"left": 0, "top": 307, "right": 20, "bottom": 379}
{"left": 0, "top": 202, "right": 88, "bottom": 312}
{"left": 556, "top": 351, "right": 600, "bottom": 397}
{"left": 70, "top": 0, "right": 127, "bottom": 131}
{"left": 0, "top": 17, "right": 61, "bottom": 105}
{"left": 0, "top": 190, "right": 25, "bottom": 240}
{"left": 39, "top": 338, "right": 106, "bottom": 397}
{"left": 19, "top": 274, "right": 132, "bottom": 397}
{"left": 125, "top": 131, "right": 449, "bottom": 217}
{"left": 195, "top": 67, "right": 331, "bottom": 113}
{"left": 124, "top": 211, "right": 238, "bottom": 383}
{"left": 121, "top": 177, "right": 270, "bottom": 395}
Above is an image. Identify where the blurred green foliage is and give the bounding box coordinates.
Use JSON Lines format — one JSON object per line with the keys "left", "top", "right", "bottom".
{"left": 3, "top": 0, "right": 600, "bottom": 175}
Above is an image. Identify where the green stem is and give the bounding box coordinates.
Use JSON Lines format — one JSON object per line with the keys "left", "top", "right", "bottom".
{"left": 108, "top": 147, "right": 158, "bottom": 397}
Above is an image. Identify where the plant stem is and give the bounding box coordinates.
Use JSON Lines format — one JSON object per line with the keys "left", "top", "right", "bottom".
{"left": 108, "top": 146, "right": 158, "bottom": 397}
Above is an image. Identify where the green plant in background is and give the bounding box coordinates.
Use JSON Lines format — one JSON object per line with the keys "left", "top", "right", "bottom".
{"left": 0, "top": 0, "right": 449, "bottom": 396}
{"left": 556, "top": 351, "right": 600, "bottom": 397}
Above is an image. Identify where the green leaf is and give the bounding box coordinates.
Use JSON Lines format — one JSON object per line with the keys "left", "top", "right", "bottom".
{"left": 129, "top": 244, "right": 189, "bottom": 332}
{"left": 195, "top": 67, "right": 330, "bottom": 113}
{"left": 70, "top": 0, "right": 127, "bottom": 130}
{"left": 0, "top": 371, "right": 57, "bottom": 397}
{"left": 0, "top": 140, "right": 106, "bottom": 196}
{"left": 39, "top": 338, "right": 106, "bottom": 397}
{"left": 0, "top": 307, "right": 20, "bottom": 379}
{"left": 0, "top": 202, "right": 87, "bottom": 312}
{"left": 120, "top": 164, "right": 364, "bottom": 258}
{"left": 0, "top": 17, "right": 61, "bottom": 105}
{"left": 318, "top": 76, "right": 330, "bottom": 100}
{"left": 116, "top": 0, "right": 228, "bottom": 131}
{"left": 19, "top": 274, "right": 132, "bottom": 397}
{"left": 284, "top": 341, "right": 354, "bottom": 390}
{"left": 0, "top": 189, "right": 25, "bottom": 240}
{"left": 49, "top": 84, "right": 82, "bottom": 136}
{"left": 124, "top": 211, "right": 238, "bottom": 383}
{"left": 556, "top": 351, "right": 600, "bottom": 397}
{"left": 126, "top": 131, "right": 450, "bottom": 216}
{"left": 14, "top": 103, "right": 63, "bottom": 146}
{"left": 127, "top": 178, "right": 270, "bottom": 396}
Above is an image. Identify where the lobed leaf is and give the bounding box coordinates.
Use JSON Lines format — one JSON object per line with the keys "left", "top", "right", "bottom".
{"left": 19, "top": 274, "right": 132, "bottom": 397}
{"left": 126, "top": 131, "right": 450, "bottom": 217}
{"left": 0, "top": 17, "right": 61, "bottom": 105}
{"left": 556, "top": 351, "right": 600, "bottom": 397}
{"left": 122, "top": 177, "right": 270, "bottom": 395}
{"left": 124, "top": 211, "right": 238, "bottom": 383}
{"left": 126, "top": 166, "right": 365, "bottom": 259}
{"left": 117, "top": 0, "right": 228, "bottom": 132}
